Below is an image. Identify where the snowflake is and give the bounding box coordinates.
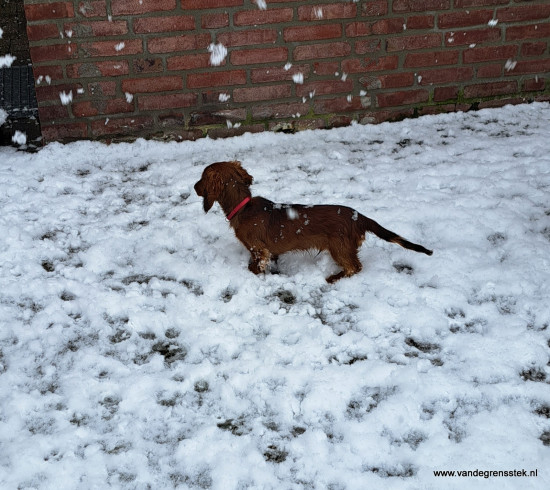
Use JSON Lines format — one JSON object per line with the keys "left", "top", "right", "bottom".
{"left": 208, "top": 43, "right": 227, "bottom": 66}
{"left": 59, "top": 91, "right": 73, "bottom": 105}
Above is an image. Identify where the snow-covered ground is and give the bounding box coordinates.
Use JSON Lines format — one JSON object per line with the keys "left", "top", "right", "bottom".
{"left": 1, "top": 103, "right": 549, "bottom": 489}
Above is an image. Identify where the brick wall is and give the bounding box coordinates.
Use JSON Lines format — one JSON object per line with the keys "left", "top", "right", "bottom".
{"left": 22, "top": 0, "right": 550, "bottom": 143}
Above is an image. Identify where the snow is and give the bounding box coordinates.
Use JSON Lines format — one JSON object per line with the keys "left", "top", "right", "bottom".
{"left": 0, "top": 108, "right": 7, "bottom": 127}
{"left": 11, "top": 130, "right": 26, "bottom": 145}
{"left": 0, "top": 103, "right": 549, "bottom": 489}
{"left": 59, "top": 90, "right": 73, "bottom": 106}
{"left": 255, "top": 0, "right": 267, "bottom": 10}
{"left": 0, "top": 54, "right": 16, "bottom": 68}
{"left": 292, "top": 73, "right": 304, "bottom": 85}
{"left": 208, "top": 43, "right": 227, "bottom": 67}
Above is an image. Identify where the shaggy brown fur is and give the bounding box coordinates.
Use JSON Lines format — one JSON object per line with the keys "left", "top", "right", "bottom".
{"left": 194, "top": 161, "right": 432, "bottom": 283}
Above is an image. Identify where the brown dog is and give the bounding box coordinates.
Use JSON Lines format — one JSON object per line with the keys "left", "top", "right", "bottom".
{"left": 194, "top": 161, "right": 432, "bottom": 283}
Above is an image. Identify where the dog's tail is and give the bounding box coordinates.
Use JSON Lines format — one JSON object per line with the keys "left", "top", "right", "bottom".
{"left": 359, "top": 215, "right": 433, "bottom": 256}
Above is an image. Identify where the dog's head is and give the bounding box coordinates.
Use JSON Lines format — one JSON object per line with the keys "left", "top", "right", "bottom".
{"left": 194, "top": 161, "right": 253, "bottom": 213}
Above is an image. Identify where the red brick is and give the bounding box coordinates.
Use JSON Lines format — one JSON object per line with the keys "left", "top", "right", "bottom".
{"left": 111, "top": 0, "right": 176, "bottom": 16}
{"left": 342, "top": 56, "right": 399, "bottom": 73}
{"left": 506, "top": 24, "right": 550, "bottom": 42}
{"left": 234, "top": 8, "right": 293, "bottom": 26}
{"left": 326, "top": 115, "right": 354, "bottom": 129}
{"left": 407, "top": 15, "right": 435, "bottom": 30}
{"left": 355, "top": 39, "right": 382, "bottom": 55}
{"left": 148, "top": 34, "right": 210, "bottom": 54}
{"left": 122, "top": 76, "right": 183, "bottom": 93}
{"left": 283, "top": 24, "right": 342, "bottom": 42}
{"left": 30, "top": 44, "right": 76, "bottom": 63}
{"left": 370, "top": 108, "right": 417, "bottom": 123}
{"left": 523, "top": 78, "right": 546, "bottom": 92}
{"left": 252, "top": 101, "right": 310, "bottom": 120}
{"left": 133, "top": 58, "right": 163, "bottom": 74}
{"left": 522, "top": 42, "right": 547, "bottom": 57}
{"left": 506, "top": 58, "right": 550, "bottom": 75}
{"left": 64, "top": 20, "right": 128, "bottom": 37}
{"left": 387, "top": 33, "right": 442, "bottom": 51}
{"left": 91, "top": 116, "right": 154, "bottom": 138}
{"left": 189, "top": 109, "right": 247, "bottom": 127}
{"left": 217, "top": 30, "right": 277, "bottom": 47}
{"left": 438, "top": 10, "right": 494, "bottom": 29}
{"left": 297, "top": 4, "right": 356, "bottom": 21}
{"left": 404, "top": 50, "right": 459, "bottom": 68}
{"left": 379, "top": 72, "right": 415, "bottom": 89}
{"left": 81, "top": 39, "right": 142, "bottom": 57}
{"left": 33, "top": 65, "right": 64, "bottom": 82}
{"left": 138, "top": 93, "right": 197, "bottom": 111}
{"left": 478, "top": 97, "right": 524, "bottom": 110}
{"left": 291, "top": 119, "right": 326, "bottom": 132}
{"left": 313, "top": 61, "right": 340, "bottom": 76}
{"left": 377, "top": 89, "right": 429, "bottom": 108}
{"left": 77, "top": 1, "right": 106, "bottom": 18}
{"left": 418, "top": 67, "right": 473, "bottom": 85}
{"left": 35, "top": 83, "right": 82, "bottom": 103}
{"left": 25, "top": 2, "right": 74, "bottom": 21}
{"left": 189, "top": 108, "right": 247, "bottom": 126}
{"left": 455, "top": 0, "right": 507, "bottom": 6}
{"left": 187, "top": 71, "right": 247, "bottom": 89}
{"left": 88, "top": 81, "right": 116, "bottom": 97}
{"left": 231, "top": 47, "right": 288, "bottom": 66}
{"left": 358, "top": 74, "right": 382, "bottom": 90}
{"left": 445, "top": 28, "right": 501, "bottom": 46}
{"left": 372, "top": 18, "right": 406, "bottom": 35}
{"left": 362, "top": 0, "right": 388, "bottom": 17}
{"left": 233, "top": 85, "right": 292, "bottom": 103}
{"left": 251, "top": 65, "right": 310, "bottom": 84}
{"left": 313, "top": 96, "right": 363, "bottom": 114}
{"left": 497, "top": 5, "right": 550, "bottom": 24}
{"left": 345, "top": 22, "right": 372, "bottom": 38}
{"left": 167, "top": 54, "right": 211, "bottom": 71}
{"left": 133, "top": 16, "right": 194, "bottom": 34}
{"left": 207, "top": 124, "right": 264, "bottom": 140}
{"left": 27, "top": 24, "right": 60, "bottom": 42}
{"left": 463, "top": 81, "right": 518, "bottom": 98}
{"left": 295, "top": 80, "right": 353, "bottom": 97}
{"left": 72, "top": 99, "right": 134, "bottom": 117}
{"left": 463, "top": 45, "right": 518, "bottom": 64}
{"left": 433, "top": 86, "right": 459, "bottom": 102}
{"left": 38, "top": 105, "right": 69, "bottom": 122}
{"left": 201, "top": 91, "right": 233, "bottom": 104}
{"left": 294, "top": 42, "right": 351, "bottom": 61}
{"left": 67, "top": 61, "right": 129, "bottom": 78}
{"left": 42, "top": 123, "right": 87, "bottom": 143}
{"left": 182, "top": 0, "right": 242, "bottom": 8}
{"left": 393, "top": 0, "right": 450, "bottom": 13}
{"left": 477, "top": 64, "right": 502, "bottom": 78}
{"left": 202, "top": 13, "right": 229, "bottom": 29}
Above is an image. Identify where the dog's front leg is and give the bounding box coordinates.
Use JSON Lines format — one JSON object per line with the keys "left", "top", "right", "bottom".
{"left": 248, "top": 248, "right": 271, "bottom": 275}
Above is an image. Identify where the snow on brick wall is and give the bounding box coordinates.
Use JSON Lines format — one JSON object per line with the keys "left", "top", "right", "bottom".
{"left": 23, "top": 0, "right": 550, "bottom": 143}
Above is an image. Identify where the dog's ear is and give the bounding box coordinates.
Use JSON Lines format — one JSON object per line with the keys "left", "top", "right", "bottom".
{"left": 201, "top": 172, "right": 223, "bottom": 213}
{"left": 233, "top": 161, "right": 253, "bottom": 187}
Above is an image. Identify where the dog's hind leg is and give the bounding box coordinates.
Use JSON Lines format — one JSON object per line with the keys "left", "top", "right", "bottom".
{"left": 326, "top": 244, "right": 362, "bottom": 283}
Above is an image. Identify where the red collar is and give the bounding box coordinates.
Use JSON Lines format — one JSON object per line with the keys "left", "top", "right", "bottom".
{"left": 226, "top": 197, "right": 251, "bottom": 221}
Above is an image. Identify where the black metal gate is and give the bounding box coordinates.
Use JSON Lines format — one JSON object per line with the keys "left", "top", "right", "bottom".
{"left": 0, "top": 0, "right": 42, "bottom": 149}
